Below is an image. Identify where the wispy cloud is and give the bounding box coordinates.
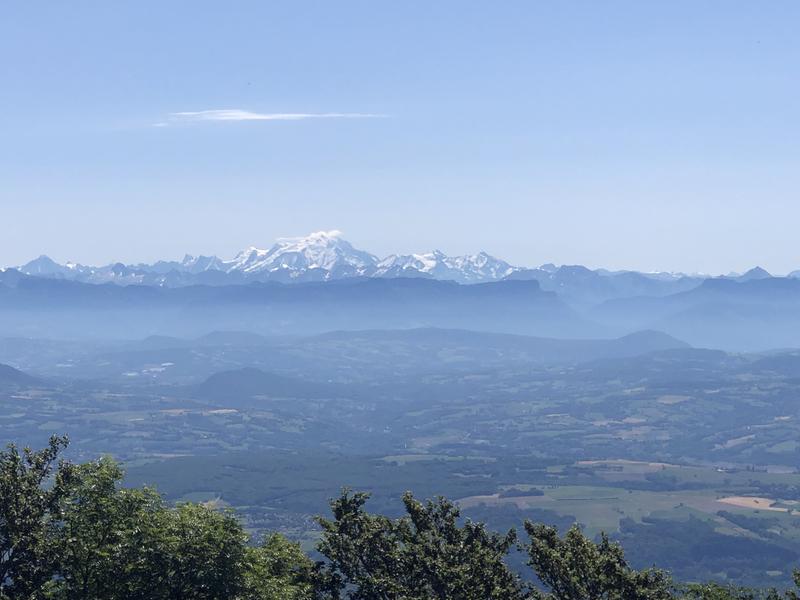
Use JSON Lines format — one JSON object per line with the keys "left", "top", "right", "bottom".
{"left": 165, "top": 109, "right": 385, "bottom": 124}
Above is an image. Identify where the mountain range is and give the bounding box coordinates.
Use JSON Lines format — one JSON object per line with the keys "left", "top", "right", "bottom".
{"left": 2, "top": 267, "right": 800, "bottom": 349}
{"left": 4, "top": 231, "right": 800, "bottom": 350}
{"left": 9, "top": 230, "right": 780, "bottom": 292}
{"left": 10, "top": 231, "right": 521, "bottom": 286}
{"left": 9, "top": 231, "right": 792, "bottom": 299}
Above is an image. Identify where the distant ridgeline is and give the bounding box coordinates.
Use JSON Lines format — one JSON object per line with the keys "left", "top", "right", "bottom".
{"left": 6, "top": 231, "right": 788, "bottom": 291}
{"left": 2, "top": 249, "right": 800, "bottom": 349}
{"left": 2, "top": 437, "right": 799, "bottom": 600}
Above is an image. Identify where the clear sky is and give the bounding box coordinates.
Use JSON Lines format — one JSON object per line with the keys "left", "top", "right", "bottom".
{"left": 1, "top": 1, "right": 798, "bottom": 274}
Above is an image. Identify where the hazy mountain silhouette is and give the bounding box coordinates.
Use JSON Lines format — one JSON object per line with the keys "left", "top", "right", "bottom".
{"left": 0, "top": 363, "right": 40, "bottom": 386}
{"left": 306, "top": 328, "right": 688, "bottom": 365}
{"left": 594, "top": 277, "right": 800, "bottom": 350}
{"left": 0, "top": 276, "right": 589, "bottom": 340}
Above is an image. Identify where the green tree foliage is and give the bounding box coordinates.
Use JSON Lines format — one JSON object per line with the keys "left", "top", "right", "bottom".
{"left": 45, "top": 456, "right": 164, "bottom": 599}
{"left": 315, "top": 489, "right": 526, "bottom": 599}
{"left": 1, "top": 439, "right": 309, "bottom": 600}
{"left": 46, "top": 461, "right": 273, "bottom": 600}
{"left": 243, "top": 533, "right": 314, "bottom": 600}
{"left": 154, "top": 502, "right": 249, "bottom": 600}
{"left": 524, "top": 522, "right": 673, "bottom": 600}
{"left": 0, "top": 436, "right": 74, "bottom": 600}
{"left": 43, "top": 454, "right": 253, "bottom": 600}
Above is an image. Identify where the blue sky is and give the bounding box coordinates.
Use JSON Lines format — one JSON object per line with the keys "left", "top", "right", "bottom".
{"left": 1, "top": 1, "right": 798, "bottom": 273}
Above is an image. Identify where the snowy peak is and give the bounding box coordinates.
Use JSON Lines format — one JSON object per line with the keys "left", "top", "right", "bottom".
{"left": 181, "top": 254, "right": 224, "bottom": 273}
{"left": 375, "top": 249, "right": 517, "bottom": 283}
{"left": 445, "top": 251, "right": 518, "bottom": 281}
{"left": 225, "top": 246, "right": 271, "bottom": 274}
{"left": 223, "top": 231, "right": 378, "bottom": 279}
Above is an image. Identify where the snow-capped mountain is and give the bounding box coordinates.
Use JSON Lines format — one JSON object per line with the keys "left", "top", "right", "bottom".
{"left": 17, "top": 254, "right": 226, "bottom": 286}
{"left": 141, "top": 255, "right": 225, "bottom": 275}
{"left": 221, "top": 231, "right": 378, "bottom": 281}
{"left": 375, "top": 250, "right": 518, "bottom": 283}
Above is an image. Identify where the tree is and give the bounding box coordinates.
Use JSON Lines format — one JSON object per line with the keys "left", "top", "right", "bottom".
{"left": 243, "top": 533, "right": 314, "bottom": 600}
{"left": 791, "top": 572, "right": 800, "bottom": 600}
{"left": 524, "top": 522, "right": 672, "bottom": 600}
{"left": 315, "top": 489, "right": 527, "bottom": 599}
{"left": 155, "top": 502, "right": 250, "bottom": 600}
{"left": 45, "top": 456, "right": 165, "bottom": 600}
{"left": 315, "top": 490, "right": 406, "bottom": 599}
{"left": 44, "top": 455, "right": 254, "bottom": 600}
{"left": 0, "top": 435, "right": 74, "bottom": 600}
{"left": 399, "top": 492, "right": 525, "bottom": 600}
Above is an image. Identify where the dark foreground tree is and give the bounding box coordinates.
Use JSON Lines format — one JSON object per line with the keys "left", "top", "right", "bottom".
{"left": 0, "top": 436, "right": 74, "bottom": 600}
{"left": 315, "top": 489, "right": 527, "bottom": 599}
{"left": 1, "top": 438, "right": 311, "bottom": 600}
{"left": 243, "top": 533, "right": 314, "bottom": 600}
{"left": 153, "top": 502, "right": 250, "bottom": 600}
{"left": 525, "top": 522, "right": 672, "bottom": 600}
{"left": 45, "top": 456, "right": 165, "bottom": 599}
{"left": 47, "top": 460, "right": 252, "bottom": 600}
